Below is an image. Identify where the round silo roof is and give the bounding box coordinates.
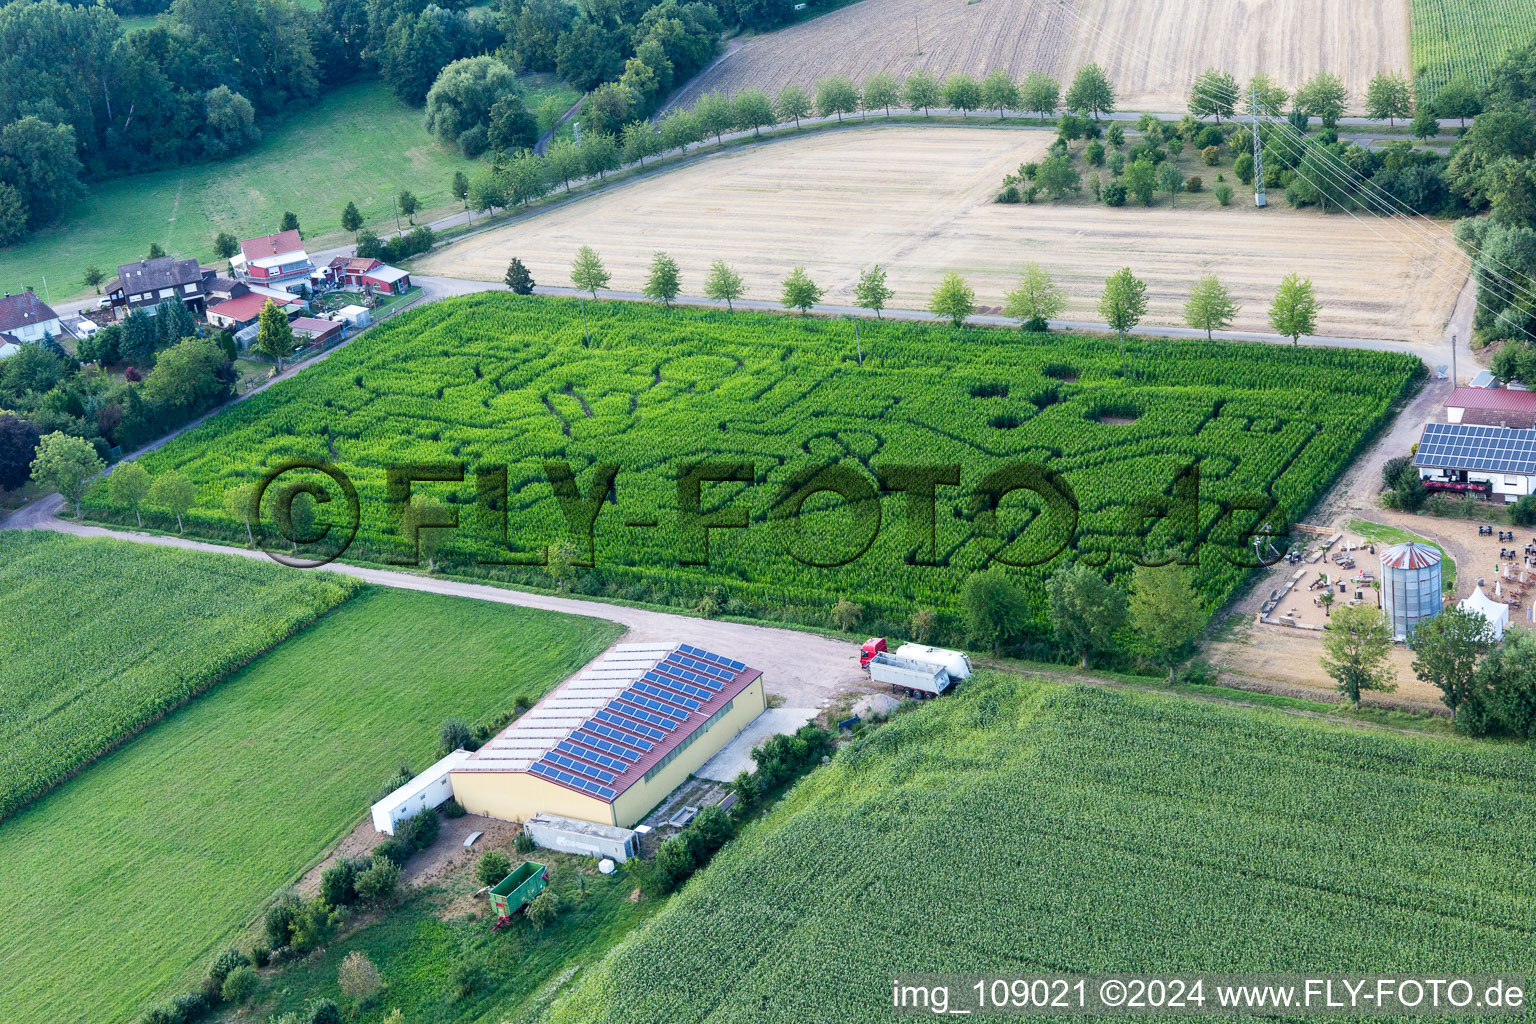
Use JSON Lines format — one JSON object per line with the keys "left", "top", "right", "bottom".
{"left": 1380, "top": 542, "right": 1441, "bottom": 569}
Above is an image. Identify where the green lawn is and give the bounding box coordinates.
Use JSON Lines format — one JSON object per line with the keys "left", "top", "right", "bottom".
{"left": 0, "top": 584, "right": 620, "bottom": 1024}
{"left": 0, "top": 531, "right": 359, "bottom": 820}
{"left": 545, "top": 674, "right": 1536, "bottom": 1023}
{"left": 1349, "top": 518, "right": 1457, "bottom": 592}
{"left": 0, "top": 81, "right": 483, "bottom": 302}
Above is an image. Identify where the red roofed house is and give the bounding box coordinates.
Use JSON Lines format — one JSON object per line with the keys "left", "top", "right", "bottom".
{"left": 207, "top": 291, "right": 300, "bottom": 330}
{"left": 325, "top": 256, "right": 412, "bottom": 295}
{"left": 231, "top": 230, "right": 313, "bottom": 292}
{"left": 1445, "top": 386, "right": 1536, "bottom": 429}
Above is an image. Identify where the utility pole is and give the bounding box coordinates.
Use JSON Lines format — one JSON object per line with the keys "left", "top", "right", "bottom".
{"left": 1251, "top": 83, "right": 1267, "bottom": 208}
{"left": 1451, "top": 332, "right": 1458, "bottom": 386}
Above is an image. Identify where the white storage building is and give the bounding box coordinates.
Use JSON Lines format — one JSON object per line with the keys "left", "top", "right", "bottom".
{"left": 371, "top": 748, "right": 472, "bottom": 835}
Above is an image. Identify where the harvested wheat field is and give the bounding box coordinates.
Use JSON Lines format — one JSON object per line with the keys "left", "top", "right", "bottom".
{"left": 665, "top": 0, "right": 1410, "bottom": 114}
{"left": 419, "top": 127, "right": 1462, "bottom": 342}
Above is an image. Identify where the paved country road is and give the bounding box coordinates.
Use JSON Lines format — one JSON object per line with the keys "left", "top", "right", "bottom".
{"left": 5, "top": 508, "right": 868, "bottom": 707}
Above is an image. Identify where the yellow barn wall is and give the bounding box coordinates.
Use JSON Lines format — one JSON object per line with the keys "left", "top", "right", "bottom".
{"left": 450, "top": 770, "right": 616, "bottom": 827}
{"left": 610, "top": 677, "right": 767, "bottom": 828}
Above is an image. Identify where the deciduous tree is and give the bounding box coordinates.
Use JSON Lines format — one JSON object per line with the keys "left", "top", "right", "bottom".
{"left": 107, "top": 461, "right": 151, "bottom": 527}
{"left": 780, "top": 266, "right": 823, "bottom": 314}
{"left": 1065, "top": 63, "right": 1115, "bottom": 119}
{"left": 1046, "top": 562, "right": 1127, "bottom": 666}
{"left": 1410, "top": 606, "right": 1494, "bottom": 720}
{"left": 1321, "top": 603, "right": 1396, "bottom": 706}
{"left": 775, "top": 83, "right": 812, "bottom": 126}
{"left": 148, "top": 471, "right": 197, "bottom": 532}
{"left": 980, "top": 68, "right": 1019, "bottom": 118}
{"left": 1189, "top": 68, "right": 1238, "bottom": 121}
{"left": 570, "top": 245, "right": 610, "bottom": 297}
{"left": 900, "top": 69, "right": 940, "bottom": 115}
{"left": 861, "top": 70, "right": 900, "bottom": 117}
{"left": 1020, "top": 70, "right": 1059, "bottom": 118}
{"left": 940, "top": 73, "right": 981, "bottom": 118}
{"left": 1365, "top": 71, "right": 1411, "bottom": 125}
{"left": 814, "top": 75, "right": 859, "bottom": 122}
{"left": 853, "top": 264, "right": 893, "bottom": 318}
{"left": 644, "top": 251, "right": 681, "bottom": 307}
{"left": 732, "top": 87, "right": 776, "bottom": 137}
{"left": 1129, "top": 562, "right": 1203, "bottom": 680}
{"left": 1003, "top": 262, "right": 1067, "bottom": 331}
{"left": 1183, "top": 273, "right": 1239, "bottom": 340}
{"left": 256, "top": 299, "right": 295, "bottom": 371}
{"left": 928, "top": 271, "right": 975, "bottom": 327}
{"left": 703, "top": 259, "right": 746, "bottom": 310}
{"left": 961, "top": 566, "right": 1026, "bottom": 654}
{"left": 30, "top": 431, "right": 101, "bottom": 518}
{"left": 1098, "top": 267, "right": 1148, "bottom": 373}
{"left": 1268, "top": 272, "right": 1318, "bottom": 345}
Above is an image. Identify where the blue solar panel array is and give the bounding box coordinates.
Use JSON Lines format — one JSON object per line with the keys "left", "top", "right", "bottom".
{"left": 679, "top": 644, "right": 746, "bottom": 672}
{"left": 527, "top": 645, "right": 751, "bottom": 802}
{"left": 1415, "top": 422, "right": 1536, "bottom": 474}
{"left": 528, "top": 760, "right": 616, "bottom": 800}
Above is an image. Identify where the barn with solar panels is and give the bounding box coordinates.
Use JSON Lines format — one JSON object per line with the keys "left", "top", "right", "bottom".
{"left": 449, "top": 642, "right": 766, "bottom": 828}
{"left": 1413, "top": 422, "right": 1536, "bottom": 503}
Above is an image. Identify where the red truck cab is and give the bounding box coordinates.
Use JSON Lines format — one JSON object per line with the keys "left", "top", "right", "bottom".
{"left": 860, "top": 637, "right": 887, "bottom": 669}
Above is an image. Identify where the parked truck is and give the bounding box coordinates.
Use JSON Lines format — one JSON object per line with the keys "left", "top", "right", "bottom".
{"left": 861, "top": 638, "right": 973, "bottom": 700}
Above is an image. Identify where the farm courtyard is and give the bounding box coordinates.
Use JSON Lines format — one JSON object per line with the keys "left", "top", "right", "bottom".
{"left": 419, "top": 127, "right": 1464, "bottom": 343}
{"left": 665, "top": 0, "right": 1411, "bottom": 113}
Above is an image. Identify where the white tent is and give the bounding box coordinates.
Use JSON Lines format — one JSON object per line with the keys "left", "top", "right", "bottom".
{"left": 1459, "top": 586, "right": 1509, "bottom": 642}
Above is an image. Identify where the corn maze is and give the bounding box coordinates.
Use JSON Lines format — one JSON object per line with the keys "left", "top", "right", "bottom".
{"left": 544, "top": 675, "right": 1536, "bottom": 1024}
{"left": 1410, "top": 0, "right": 1536, "bottom": 100}
{"left": 91, "top": 295, "right": 1419, "bottom": 627}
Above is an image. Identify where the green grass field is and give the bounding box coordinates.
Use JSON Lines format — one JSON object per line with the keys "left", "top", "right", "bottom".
{"left": 1410, "top": 0, "right": 1536, "bottom": 101}
{"left": 0, "top": 82, "right": 483, "bottom": 302}
{"left": 0, "top": 583, "right": 620, "bottom": 1024}
{"left": 545, "top": 673, "right": 1536, "bottom": 1023}
{"left": 86, "top": 295, "right": 1420, "bottom": 631}
{"left": 0, "top": 531, "right": 358, "bottom": 820}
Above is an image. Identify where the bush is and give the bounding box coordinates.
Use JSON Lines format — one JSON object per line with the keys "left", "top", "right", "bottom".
{"left": 691, "top": 805, "right": 734, "bottom": 857}
{"left": 1020, "top": 162, "right": 1039, "bottom": 180}
{"left": 654, "top": 835, "right": 697, "bottom": 891}
{"left": 1102, "top": 181, "right": 1127, "bottom": 206}
{"left": 515, "top": 829, "right": 535, "bottom": 854}
{"left": 451, "top": 959, "right": 486, "bottom": 999}
{"left": 372, "top": 836, "right": 411, "bottom": 865}
{"left": 1201, "top": 144, "right": 1221, "bottom": 165}
{"left": 1512, "top": 495, "right": 1536, "bottom": 527}
{"left": 355, "top": 855, "right": 403, "bottom": 902}
{"left": 264, "top": 892, "right": 301, "bottom": 948}
{"left": 1185, "top": 175, "right": 1202, "bottom": 192}
{"left": 1106, "top": 151, "right": 1125, "bottom": 176}
{"left": 373, "top": 764, "right": 412, "bottom": 801}
{"left": 306, "top": 998, "right": 343, "bottom": 1024}
{"left": 439, "top": 718, "right": 473, "bottom": 753}
{"left": 221, "top": 965, "right": 258, "bottom": 1005}
{"left": 1234, "top": 152, "right": 1254, "bottom": 184}
{"left": 443, "top": 798, "right": 466, "bottom": 818}
{"left": 477, "top": 850, "right": 513, "bottom": 886}
{"left": 250, "top": 943, "right": 270, "bottom": 968}
{"left": 289, "top": 898, "right": 334, "bottom": 952}
{"left": 996, "top": 185, "right": 1021, "bottom": 204}
{"left": 1023, "top": 185, "right": 1039, "bottom": 203}
{"left": 397, "top": 807, "right": 440, "bottom": 851}
{"left": 338, "top": 950, "right": 384, "bottom": 1005}
{"left": 207, "top": 947, "right": 248, "bottom": 987}
{"left": 525, "top": 888, "right": 562, "bottom": 931}
{"left": 172, "top": 992, "right": 209, "bottom": 1021}
{"left": 1084, "top": 140, "right": 1105, "bottom": 166}
{"left": 319, "top": 857, "right": 362, "bottom": 908}
{"left": 1213, "top": 184, "right": 1233, "bottom": 206}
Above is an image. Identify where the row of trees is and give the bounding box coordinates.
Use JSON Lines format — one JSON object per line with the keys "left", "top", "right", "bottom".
{"left": 1321, "top": 603, "right": 1536, "bottom": 738}
{"left": 556, "top": 246, "right": 1321, "bottom": 349}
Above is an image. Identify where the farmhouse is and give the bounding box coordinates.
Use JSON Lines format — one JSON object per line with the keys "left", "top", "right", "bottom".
{"left": 1414, "top": 421, "right": 1536, "bottom": 502}
{"left": 106, "top": 257, "right": 206, "bottom": 316}
{"left": 323, "top": 256, "right": 412, "bottom": 294}
{"left": 207, "top": 291, "right": 300, "bottom": 330}
{"left": 231, "top": 230, "right": 314, "bottom": 292}
{"left": 450, "top": 642, "right": 766, "bottom": 829}
{"left": 0, "top": 290, "right": 66, "bottom": 344}
{"left": 1445, "top": 386, "right": 1536, "bottom": 429}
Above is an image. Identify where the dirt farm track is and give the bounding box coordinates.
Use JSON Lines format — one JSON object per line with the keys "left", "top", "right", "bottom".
{"left": 419, "top": 127, "right": 1463, "bottom": 343}
{"left": 664, "top": 0, "right": 1411, "bottom": 114}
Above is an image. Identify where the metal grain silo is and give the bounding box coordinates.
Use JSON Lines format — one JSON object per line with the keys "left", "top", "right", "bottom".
{"left": 1380, "top": 542, "right": 1443, "bottom": 642}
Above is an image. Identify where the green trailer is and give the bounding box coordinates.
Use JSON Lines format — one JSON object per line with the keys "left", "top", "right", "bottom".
{"left": 489, "top": 861, "right": 548, "bottom": 919}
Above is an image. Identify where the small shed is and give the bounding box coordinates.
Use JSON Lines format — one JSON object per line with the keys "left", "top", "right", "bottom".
{"left": 524, "top": 812, "right": 639, "bottom": 862}
{"left": 1459, "top": 586, "right": 1510, "bottom": 642}
{"left": 371, "top": 748, "right": 472, "bottom": 834}
{"left": 335, "top": 304, "right": 371, "bottom": 328}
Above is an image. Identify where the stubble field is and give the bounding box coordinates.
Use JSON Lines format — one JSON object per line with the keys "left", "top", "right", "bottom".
{"left": 664, "top": 0, "right": 1410, "bottom": 114}
{"left": 419, "top": 127, "right": 1462, "bottom": 343}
